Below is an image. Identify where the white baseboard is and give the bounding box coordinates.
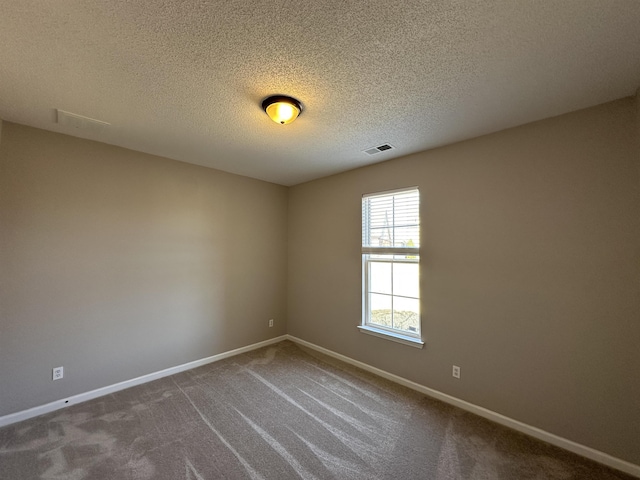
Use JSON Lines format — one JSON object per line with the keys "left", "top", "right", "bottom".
{"left": 0, "top": 335, "right": 287, "bottom": 429}
{"left": 285, "top": 334, "right": 640, "bottom": 478}
{"left": 2, "top": 334, "right": 638, "bottom": 478}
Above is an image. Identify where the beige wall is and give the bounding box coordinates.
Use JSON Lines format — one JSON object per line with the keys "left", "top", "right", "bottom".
{"left": 0, "top": 123, "right": 288, "bottom": 416}
{"left": 636, "top": 89, "right": 640, "bottom": 181}
{"left": 288, "top": 98, "right": 640, "bottom": 465}
{"left": 2, "top": 96, "right": 639, "bottom": 465}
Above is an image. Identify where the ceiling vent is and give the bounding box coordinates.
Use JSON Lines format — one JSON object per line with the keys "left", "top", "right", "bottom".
{"left": 363, "top": 144, "right": 395, "bottom": 155}
{"left": 56, "top": 109, "right": 110, "bottom": 134}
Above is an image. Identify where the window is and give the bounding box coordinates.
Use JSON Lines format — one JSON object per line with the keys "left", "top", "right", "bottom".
{"left": 360, "top": 187, "right": 423, "bottom": 348}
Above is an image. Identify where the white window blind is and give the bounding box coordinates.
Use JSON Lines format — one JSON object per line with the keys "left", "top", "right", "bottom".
{"left": 362, "top": 188, "right": 420, "bottom": 253}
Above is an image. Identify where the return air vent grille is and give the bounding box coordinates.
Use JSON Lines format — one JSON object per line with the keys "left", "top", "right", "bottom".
{"left": 363, "top": 143, "right": 395, "bottom": 155}
{"left": 56, "top": 109, "right": 110, "bottom": 134}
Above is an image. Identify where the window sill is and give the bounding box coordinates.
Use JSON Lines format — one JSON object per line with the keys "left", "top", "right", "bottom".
{"left": 357, "top": 325, "right": 425, "bottom": 349}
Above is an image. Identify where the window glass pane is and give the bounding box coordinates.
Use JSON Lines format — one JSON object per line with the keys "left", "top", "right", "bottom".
{"left": 392, "top": 296, "right": 420, "bottom": 334}
{"left": 369, "top": 262, "right": 392, "bottom": 295}
{"left": 369, "top": 293, "right": 392, "bottom": 328}
{"left": 393, "top": 262, "right": 419, "bottom": 298}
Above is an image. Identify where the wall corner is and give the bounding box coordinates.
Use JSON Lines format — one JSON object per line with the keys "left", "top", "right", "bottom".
{"left": 635, "top": 88, "right": 640, "bottom": 181}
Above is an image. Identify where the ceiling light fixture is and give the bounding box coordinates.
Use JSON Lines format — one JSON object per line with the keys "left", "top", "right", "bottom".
{"left": 262, "top": 95, "right": 302, "bottom": 125}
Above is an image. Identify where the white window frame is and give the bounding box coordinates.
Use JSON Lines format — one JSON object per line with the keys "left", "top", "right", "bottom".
{"left": 359, "top": 187, "right": 424, "bottom": 348}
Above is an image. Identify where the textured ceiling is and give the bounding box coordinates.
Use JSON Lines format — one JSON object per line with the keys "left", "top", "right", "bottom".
{"left": 1, "top": 1, "right": 639, "bottom": 186}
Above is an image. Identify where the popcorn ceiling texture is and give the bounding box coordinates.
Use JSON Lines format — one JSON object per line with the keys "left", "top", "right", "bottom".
{"left": 0, "top": 0, "right": 639, "bottom": 185}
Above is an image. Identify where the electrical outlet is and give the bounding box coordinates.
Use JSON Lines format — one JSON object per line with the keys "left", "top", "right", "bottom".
{"left": 452, "top": 365, "right": 460, "bottom": 379}
{"left": 53, "top": 366, "right": 64, "bottom": 381}
{"left": 268, "top": 319, "right": 274, "bottom": 327}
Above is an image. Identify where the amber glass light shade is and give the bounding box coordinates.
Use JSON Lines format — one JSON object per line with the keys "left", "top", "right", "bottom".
{"left": 262, "top": 96, "right": 302, "bottom": 125}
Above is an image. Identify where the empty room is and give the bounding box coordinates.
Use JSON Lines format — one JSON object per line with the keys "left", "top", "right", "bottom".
{"left": 1, "top": 1, "right": 639, "bottom": 479}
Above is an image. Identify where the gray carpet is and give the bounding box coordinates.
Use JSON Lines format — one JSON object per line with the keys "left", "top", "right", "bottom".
{"left": 0, "top": 341, "right": 634, "bottom": 479}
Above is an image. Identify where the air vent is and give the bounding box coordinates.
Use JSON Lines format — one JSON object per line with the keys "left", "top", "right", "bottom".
{"left": 56, "top": 109, "right": 110, "bottom": 134}
{"left": 363, "top": 143, "right": 395, "bottom": 155}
